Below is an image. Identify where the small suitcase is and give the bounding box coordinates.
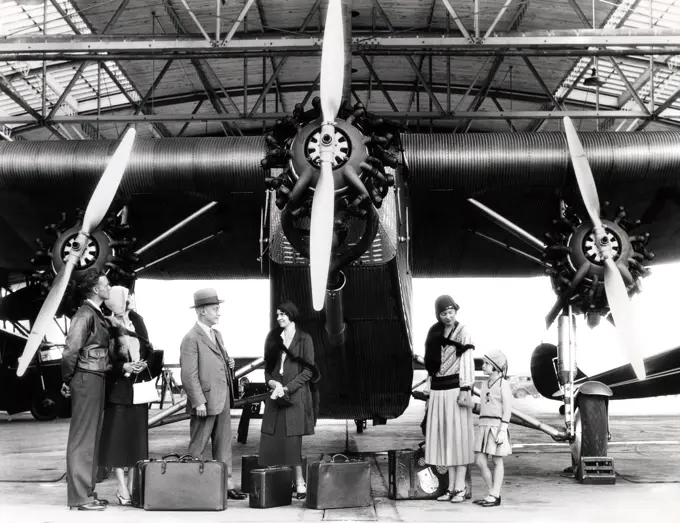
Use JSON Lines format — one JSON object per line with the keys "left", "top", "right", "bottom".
{"left": 241, "top": 454, "right": 321, "bottom": 494}
{"left": 306, "top": 454, "right": 372, "bottom": 509}
{"left": 249, "top": 467, "right": 293, "bottom": 508}
{"left": 133, "top": 454, "right": 226, "bottom": 511}
{"left": 388, "top": 448, "right": 449, "bottom": 500}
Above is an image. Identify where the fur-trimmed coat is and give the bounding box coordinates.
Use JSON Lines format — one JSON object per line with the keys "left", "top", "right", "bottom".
{"left": 424, "top": 321, "right": 475, "bottom": 377}
{"left": 261, "top": 328, "right": 317, "bottom": 437}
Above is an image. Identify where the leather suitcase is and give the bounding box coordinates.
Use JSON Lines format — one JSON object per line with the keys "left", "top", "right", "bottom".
{"left": 133, "top": 454, "right": 226, "bottom": 511}
{"left": 241, "top": 454, "right": 321, "bottom": 493}
{"left": 306, "top": 455, "right": 372, "bottom": 509}
{"left": 249, "top": 467, "right": 293, "bottom": 508}
{"left": 388, "top": 448, "right": 449, "bottom": 499}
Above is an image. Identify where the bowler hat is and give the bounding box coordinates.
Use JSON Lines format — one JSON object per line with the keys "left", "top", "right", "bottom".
{"left": 191, "top": 288, "right": 224, "bottom": 308}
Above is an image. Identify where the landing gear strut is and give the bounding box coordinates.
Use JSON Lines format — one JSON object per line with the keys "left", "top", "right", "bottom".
{"left": 555, "top": 309, "right": 614, "bottom": 482}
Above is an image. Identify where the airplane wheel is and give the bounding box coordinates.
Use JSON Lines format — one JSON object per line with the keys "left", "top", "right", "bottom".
{"left": 30, "top": 393, "right": 61, "bottom": 421}
{"left": 571, "top": 395, "right": 608, "bottom": 471}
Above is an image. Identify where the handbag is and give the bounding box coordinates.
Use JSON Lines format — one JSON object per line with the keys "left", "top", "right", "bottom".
{"left": 133, "top": 374, "right": 160, "bottom": 405}
{"left": 273, "top": 393, "right": 293, "bottom": 408}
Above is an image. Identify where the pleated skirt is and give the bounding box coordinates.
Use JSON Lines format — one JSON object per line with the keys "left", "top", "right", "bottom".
{"left": 474, "top": 425, "right": 512, "bottom": 457}
{"left": 424, "top": 388, "right": 474, "bottom": 466}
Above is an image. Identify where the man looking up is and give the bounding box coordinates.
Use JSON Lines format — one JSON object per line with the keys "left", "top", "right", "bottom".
{"left": 61, "top": 268, "right": 117, "bottom": 511}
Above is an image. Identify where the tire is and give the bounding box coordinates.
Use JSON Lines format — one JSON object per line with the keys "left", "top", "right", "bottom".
{"left": 30, "top": 393, "right": 61, "bottom": 421}
{"left": 571, "top": 395, "right": 608, "bottom": 473}
{"left": 579, "top": 395, "right": 608, "bottom": 458}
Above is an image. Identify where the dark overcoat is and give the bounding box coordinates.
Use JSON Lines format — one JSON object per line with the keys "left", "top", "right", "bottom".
{"left": 105, "top": 312, "right": 160, "bottom": 405}
{"left": 261, "top": 329, "right": 315, "bottom": 437}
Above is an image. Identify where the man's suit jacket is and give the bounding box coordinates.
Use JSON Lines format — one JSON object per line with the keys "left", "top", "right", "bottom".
{"left": 180, "top": 324, "right": 234, "bottom": 416}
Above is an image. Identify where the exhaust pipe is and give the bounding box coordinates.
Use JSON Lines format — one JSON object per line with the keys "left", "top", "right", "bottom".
{"left": 325, "top": 271, "right": 347, "bottom": 347}
{"left": 148, "top": 357, "right": 266, "bottom": 428}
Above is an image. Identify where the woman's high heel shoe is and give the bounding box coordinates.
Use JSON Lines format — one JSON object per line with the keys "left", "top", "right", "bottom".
{"left": 479, "top": 495, "right": 501, "bottom": 507}
{"left": 116, "top": 492, "right": 132, "bottom": 506}
{"left": 450, "top": 488, "right": 470, "bottom": 503}
{"left": 295, "top": 483, "right": 307, "bottom": 500}
{"left": 436, "top": 490, "right": 453, "bottom": 501}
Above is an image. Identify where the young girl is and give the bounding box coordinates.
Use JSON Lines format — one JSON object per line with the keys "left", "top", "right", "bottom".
{"left": 474, "top": 349, "right": 512, "bottom": 507}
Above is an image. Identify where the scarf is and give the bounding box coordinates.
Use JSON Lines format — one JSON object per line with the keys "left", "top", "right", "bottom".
{"left": 424, "top": 321, "right": 474, "bottom": 376}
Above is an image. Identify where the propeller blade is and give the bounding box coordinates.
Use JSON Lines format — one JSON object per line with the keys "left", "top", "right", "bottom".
{"left": 603, "top": 258, "right": 646, "bottom": 380}
{"left": 320, "top": 0, "right": 344, "bottom": 123}
{"left": 563, "top": 116, "right": 602, "bottom": 228}
{"left": 16, "top": 130, "right": 135, "bottom": 377}
{"left": 309, "top": 161, "right": 335, "bottom": 311}
{"left": 16, "top": 263, "right": 74, "bottom": 377}
{"left": 81, "top": 128, "right": 136, "bottom": 233}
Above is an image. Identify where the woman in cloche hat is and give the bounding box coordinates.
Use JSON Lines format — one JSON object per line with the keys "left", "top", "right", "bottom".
{"left": 423, "top": 295, "right": 476, "bottom": 503}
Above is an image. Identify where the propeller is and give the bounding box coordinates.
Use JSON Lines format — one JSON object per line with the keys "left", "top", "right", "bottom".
{"left": 562, "top": 116, "right": 646, "bottom": 380}
{"left": 16, "top": 128, "right": 136, "bottom": 377}
{"left": 309, "top": 0, "right": 345, "bottom": 311}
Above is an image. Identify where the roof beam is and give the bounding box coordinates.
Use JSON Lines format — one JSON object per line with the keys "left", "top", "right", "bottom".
{"left": 25, "top": 79, "right": 617, "bottom": 116}
{"left": 0, "top": 110, "right": 654, "bottom": 125}
{"left": 163, "top": 1, "right": 242, "bottom": 136}
{"left": 48, "top": 0, "right": 170, "bottom": 138}
{"left": 373, "top": 0, "right": 444, "bottom": 114}
{"left": 255, "top": 0, "right": 285, "bottom": 112}
{"left": 0, "top": 77, "right": 66, "bottom": 139}
{"left": 6, "top": 29, "right": 680, "bottom": 54}
{"left": 247, "top": 0, "right": 322, "bottom": 115}
{"left": 360, "top": 56, "right": 398, "bottom": 112}
{"left": 221, "top": 0, "right": 257, "bottom": 45}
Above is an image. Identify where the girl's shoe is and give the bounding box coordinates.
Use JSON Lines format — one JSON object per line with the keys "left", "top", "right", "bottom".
{"left": 450, "top": 488, "right": 470, "bottom": 503}
{"left": 479, "top": 495, "right": 501, "bottom": 507}
{"left": 295, "top": 483, "right": 307, "bottom": 500}
{"left": 116, "top": 492, "right": 132, "bottom": 506}
{"left": 436, "top": 490, "right": 453, "bottom": 501}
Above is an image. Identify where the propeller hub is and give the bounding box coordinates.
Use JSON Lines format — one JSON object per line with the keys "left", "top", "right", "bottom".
{"left": 304, "top": 125, "right": 352, "bottom": 171}
{"left": 57, "top": 230, "right": 102, "bottom": 271}
{"left": 581, "top": 224, "right": 621, "bottom": 266}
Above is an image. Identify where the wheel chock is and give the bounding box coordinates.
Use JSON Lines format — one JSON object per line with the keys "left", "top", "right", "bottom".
{"left": 578, "top": 457, "right": 616, "bottom": 485}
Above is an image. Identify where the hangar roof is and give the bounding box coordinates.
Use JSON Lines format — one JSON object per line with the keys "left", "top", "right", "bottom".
{"left": 0, "top": 0, "right": 679, "bottom": 140}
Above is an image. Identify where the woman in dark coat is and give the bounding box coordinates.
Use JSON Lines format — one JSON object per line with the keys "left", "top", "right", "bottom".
{"left": 259, "top": 301, "right": 318, "bottom": 499}
{"left": 98, "top": 287, "right": 158, "bottom": 505}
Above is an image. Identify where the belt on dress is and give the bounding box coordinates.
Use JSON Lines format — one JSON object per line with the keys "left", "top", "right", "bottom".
{"left": 430, "top": 374, "right": 460, "bottom": 390}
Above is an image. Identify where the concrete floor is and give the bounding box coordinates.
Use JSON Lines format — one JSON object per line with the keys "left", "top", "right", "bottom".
{"left": 1, "top": 398, "right": 679, "bottom": 523}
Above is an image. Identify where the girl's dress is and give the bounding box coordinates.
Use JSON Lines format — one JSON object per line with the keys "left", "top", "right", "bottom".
{"left": 474, "top": 376, "right": 513, "bottom": 457}
{"left": 424, "top": 322, "right": 475, "bottom": 466}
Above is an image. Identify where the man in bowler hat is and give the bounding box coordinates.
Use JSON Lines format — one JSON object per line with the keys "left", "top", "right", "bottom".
{"left": 180, "top": 288, "right": 247, "bottom": 500}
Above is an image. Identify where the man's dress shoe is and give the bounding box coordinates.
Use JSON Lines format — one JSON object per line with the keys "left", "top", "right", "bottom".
{"left": 70, "top": 502, "right": 106, "bottom": 511}
{"left": 227, "top": 489, "right": 247, "bottom": 500}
